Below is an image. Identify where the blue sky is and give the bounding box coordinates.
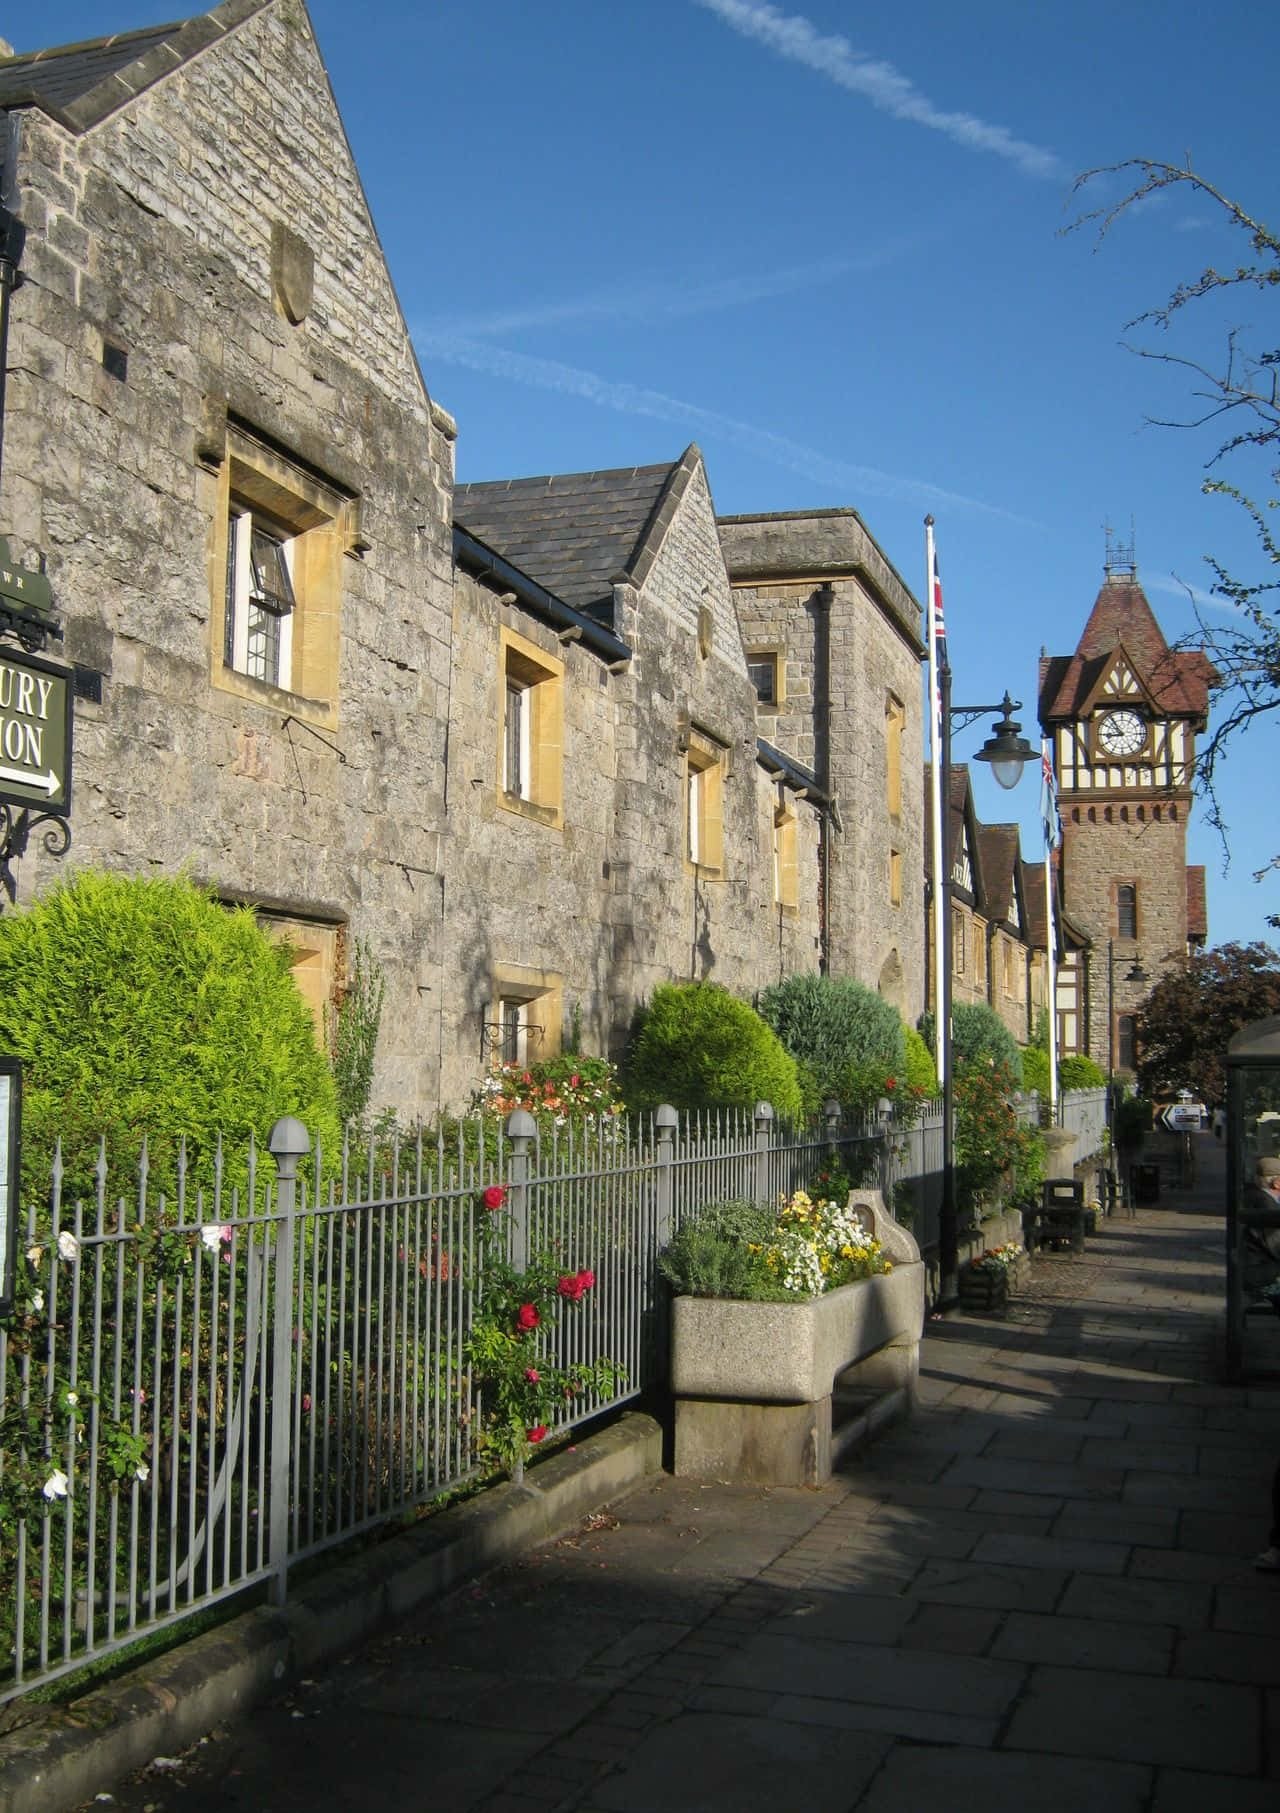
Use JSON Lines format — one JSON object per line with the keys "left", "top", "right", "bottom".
{"left": 24, "top": 1, "right": 1280, "bottom": 948}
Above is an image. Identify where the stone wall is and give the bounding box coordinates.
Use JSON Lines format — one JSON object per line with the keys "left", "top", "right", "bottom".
{"left": 2, "top": 0, "right": 455, "bottom": 1118}
{"left": 720, "top": 512, "right": 926, "bottom": 1022}
{"left": 1061, "top": 806, "right": 1188, "bottom": 1067}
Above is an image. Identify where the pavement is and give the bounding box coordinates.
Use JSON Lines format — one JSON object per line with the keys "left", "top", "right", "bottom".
{"left": 15, "top": 1132, "right": 1280, "bottom": 1812}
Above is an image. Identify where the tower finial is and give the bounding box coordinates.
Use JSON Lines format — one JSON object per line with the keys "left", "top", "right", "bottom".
{"left": 1103, "top": 519, "right": 1137, "bottom": 581}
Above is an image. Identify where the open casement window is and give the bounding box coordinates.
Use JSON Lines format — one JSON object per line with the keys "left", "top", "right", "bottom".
{"left": 498, "top": 627, "right": 563, "bottom": 825}
{"left": 686, "top": 731, "right": 726, "bottom": 876}
{"left": 774, "top": 796, "right": 798, "bottom": 909}
{"left": 212, "top": 426, "right": 356, "bottom": 729}
{"left": 225, "top": 512, "right": 296, "bottom": 687}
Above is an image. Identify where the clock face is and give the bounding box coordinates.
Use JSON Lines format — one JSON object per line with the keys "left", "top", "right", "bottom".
{"left": 1097, "top": 709, "right": 1146, "bottom": 756}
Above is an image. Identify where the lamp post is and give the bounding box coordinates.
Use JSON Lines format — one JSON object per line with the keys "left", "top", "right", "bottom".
{"left": 938, "top": 665, "right": 1037, "bottom": 1304}
{"left": 1106, "top": 936, "right": 1148, "bottom": 1130}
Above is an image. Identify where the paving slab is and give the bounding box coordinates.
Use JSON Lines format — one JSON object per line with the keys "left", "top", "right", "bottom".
{"left": 1004, "top": 1664, "right": 1261, "bottom": 1773}
{"left": 860, "top": 1744, "right": 1152, "bottom": 1813}
{"left": 16, "top": 1142, "right": 1280, "bottom": 1813}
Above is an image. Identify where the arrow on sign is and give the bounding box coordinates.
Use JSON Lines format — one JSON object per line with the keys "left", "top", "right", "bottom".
{"left": 0, "top": 763, "right": 60, "bottom": 795}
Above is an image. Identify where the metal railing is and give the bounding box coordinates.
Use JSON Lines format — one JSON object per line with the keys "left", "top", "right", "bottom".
{"left": 0, "top": 1088, "right": 1104, "bottom": 1703}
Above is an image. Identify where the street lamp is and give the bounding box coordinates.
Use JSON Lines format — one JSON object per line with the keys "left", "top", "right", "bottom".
{"left": 937, "top": 665, "right": 1038, "bottom": 1304}
{"left": 1106, "top": 937, "right": 1148, "bottom": 1137}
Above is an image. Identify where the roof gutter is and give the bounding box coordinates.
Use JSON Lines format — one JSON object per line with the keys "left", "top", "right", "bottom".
{"left": 453, "top": 525, "right": 632, "bottom": 669}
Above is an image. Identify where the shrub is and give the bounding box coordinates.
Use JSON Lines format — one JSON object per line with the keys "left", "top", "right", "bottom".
{"left": 903, "top": 1025, "right": 939, "bottom": 1098}
{"left": 758, "top": 972, "right": 904, "bottom": 1101}
{"left": 1059, "top": 1053, "right": 1107, "bottom": 1090}
{"left": 328, "top": 936, "right": 385, "bottom": 1127}
{"left": 622, "top": 983, "right": 805, "bottom": 1122}
{"left": 952, "top": 1002, "right": 1023, "bottom": 1084}
{"left": 0, "top": 871, "right": 340, "bottom": 1199}
{"left": 953, "top": 1056, "right": 1041, "bottom": 1219}
{"left": 1021, "top": 1045, "right": 1050, "bottom": 1100}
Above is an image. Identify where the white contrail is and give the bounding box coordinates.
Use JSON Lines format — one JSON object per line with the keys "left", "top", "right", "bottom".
{"left": 417, "top": 330, "right": 1030, "bottom": 521}
{"left": 429, "top": 239, "right": 928, "bottom": 340}
{"left": 696, "top": 0, "right": 1062, "bottom": 179}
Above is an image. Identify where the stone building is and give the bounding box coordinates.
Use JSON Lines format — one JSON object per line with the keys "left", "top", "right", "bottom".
{"left": 0, "top": 0, "right": 457, "bottom": 1115}
{"left": 1039, "top": 555, "right": 1216, "bottom": 1074}
{"left": 924, "top": 766, "right": 1053, "bottom": 1048}
{"left": 0, "top": 2, "right": 929, "bottom": 1118}
{"left": 718, "top": 510, "right": 926, "bottom": 1020}
{"left": 446, "top": 452, "right": 832, "bottom": 1106}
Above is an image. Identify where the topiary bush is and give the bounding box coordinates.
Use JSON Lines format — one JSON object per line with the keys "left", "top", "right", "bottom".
{"left": 1059, "top": 1053, "right": 1107, "bottom": 1090}
{"left": 952, "top": 1002, "right": 1023, "bottom": 1085}
{"left": 903, "top": 1025, "right": 939, "bottom": 1099}
{"left": 1021, "top": 1044, "right": 1050, "bottom": 1100}
{"left": 0, "top": 871, "right": 340, "bottom": 1199}
{"left": 622, "top": 982, "right": 805, "bottom": 1123}
{"left": 757, "top": 972, "right": 905, "bottom": 1101}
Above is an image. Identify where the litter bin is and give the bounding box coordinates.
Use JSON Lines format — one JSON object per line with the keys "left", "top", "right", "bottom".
{"left": 1131, "top": 1161, "right": 1160, "bottom": 1205}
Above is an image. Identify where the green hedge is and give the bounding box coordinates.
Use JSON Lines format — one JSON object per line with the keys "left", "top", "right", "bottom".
{"left": 623, "top": 982, "right": 805, "bottom": 1122}
{"left": 0, "top": 871, "right": 340, "bottom": 1200}
{"left": 757, "top": 972, "right": 905, "bottom": 1102}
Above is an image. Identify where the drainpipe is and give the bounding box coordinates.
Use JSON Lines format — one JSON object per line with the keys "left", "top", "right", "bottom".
{"left": 0, "top": 113, "right": 25, "bottom": 497}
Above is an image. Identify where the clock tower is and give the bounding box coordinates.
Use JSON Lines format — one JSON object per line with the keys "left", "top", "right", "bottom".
{"left": 1038, "top": 549, "right": 1216, "bottom": 1073}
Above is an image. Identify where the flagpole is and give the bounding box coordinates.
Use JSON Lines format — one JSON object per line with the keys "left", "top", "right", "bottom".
{"left": 1041, "top": 737, "right": 1059, "bottom": 1121}
{"left": 925, "top": 515, "right": 945, "bottom": 1088}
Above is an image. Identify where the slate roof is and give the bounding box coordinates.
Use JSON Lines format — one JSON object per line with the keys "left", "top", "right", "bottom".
{"left": 0, "top": 2, "right": 266, "bottom": 133}
{"left": 1039, "top": 575, "right": 1218, "bottom": 723}
{"left": 453, "top": 447, "right": 699, "bottom": 617}
{"left": 977, "top": 823, "right": 1020, "bottom": 927}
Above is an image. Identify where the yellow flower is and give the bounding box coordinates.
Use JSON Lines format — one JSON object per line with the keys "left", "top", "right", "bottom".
{"left": 884, "top": 1261, "right": 893, "bottom": 1272}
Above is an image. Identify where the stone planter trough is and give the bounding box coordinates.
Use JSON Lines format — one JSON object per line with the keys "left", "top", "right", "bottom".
{"left": 670, "top": 1192, "right": 924, "bottom": 1487}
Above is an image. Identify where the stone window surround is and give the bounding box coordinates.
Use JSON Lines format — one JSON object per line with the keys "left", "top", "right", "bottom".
{"left": 498, "top": 626, "right": 564, "bottom": 829}
{"left": 487, "top": 962, "right": 563, "bottom": 1069}
{"left": 686, "top": 726, "right": 726, "bottom": 878}
{"left": 747, "top": 647, "right": 785, "bottom": 709}
{"left": 207, "top": 420, "right": 359, "bottom": 733}
{"left": 885, "top": 692, "right": 905, "bottom": 819}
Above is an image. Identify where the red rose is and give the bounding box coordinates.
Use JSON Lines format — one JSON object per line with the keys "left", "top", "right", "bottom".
{"left": 516, "top": 1303, "right": 540, "bottom": 1332}
{"left": 527, "top": 1425, "right": 548, "bottom": 1444}
{"left": 481, "top": 1185, "right": 506, "bottom": 1211}
{"left": 557, "top": 1273, "right": 584, "bottom": 1301}
{"left": 576, "top": 1269, "right": 595, "bottom": 1292}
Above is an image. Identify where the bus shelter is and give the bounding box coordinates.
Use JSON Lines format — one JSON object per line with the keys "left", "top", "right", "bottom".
{"left": 1224, "top": 1015, "right": 1280, "bottom": 1379}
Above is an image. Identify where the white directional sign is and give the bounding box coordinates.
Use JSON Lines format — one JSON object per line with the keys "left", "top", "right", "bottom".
{"left": 0, "top": 645, "right": 72, "bottom": 814}
{"left": 1159, "top": 1103, "right": 1205, "bottom": 1131}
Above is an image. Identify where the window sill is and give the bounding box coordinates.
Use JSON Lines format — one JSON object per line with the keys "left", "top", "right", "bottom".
{"left": 498, "top": 790, "right": 563, "bottom": 830}
{"left": 215, "top": 663, "right": 337, "bottom": 732}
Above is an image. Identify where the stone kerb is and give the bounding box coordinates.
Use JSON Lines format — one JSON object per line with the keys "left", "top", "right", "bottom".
{"left": 670, "top": 1191, "right": 924, "bottom": 1487}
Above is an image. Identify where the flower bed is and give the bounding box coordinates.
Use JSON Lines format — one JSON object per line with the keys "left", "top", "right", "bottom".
{"left": 668, "top": 1191, "right": 924, "bottom": 1487}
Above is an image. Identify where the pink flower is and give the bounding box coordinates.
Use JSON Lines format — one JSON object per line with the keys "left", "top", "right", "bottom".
{"left": 524, "top": 1367, "right": 541, "bottom": 1383}
{"left": 481, "top": 1185, "right": 507, "bottom": 1211}
{"left": 570, "top": 1073, "right": 581, "bottom": 1088}
{"left": 557, "top": 1273, "right": 585, "bottom": 1301}
{"left": 576, "top": 1269, "right": 595, "bottom": 1292}
{"left": 301, "top": 1394, "right": 312, "bottom": 1412}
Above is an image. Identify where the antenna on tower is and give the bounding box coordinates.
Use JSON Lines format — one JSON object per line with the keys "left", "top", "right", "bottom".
{"left": 1103, "top": 519, "right": 1137, "bottom": 581}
